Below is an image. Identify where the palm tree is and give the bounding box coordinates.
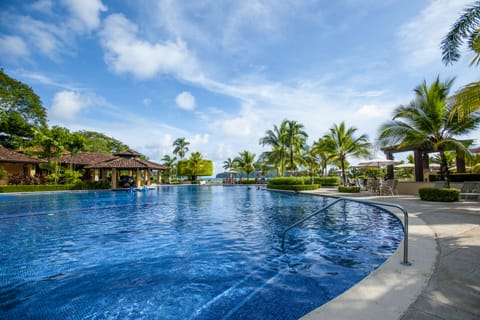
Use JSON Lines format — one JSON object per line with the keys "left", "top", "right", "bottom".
{"left": 161, "top": 154, "right": 177, "bottom": 180}
{"left": 322, "top": 122, "right": 371, "bottom": 186}
{"left": 259, "top": 123, "right": 287, "bottom": 176}
{"left": 172, "top": 137, "right": 190, "bottom": 159}
{"left": 441, "top": 1, "right": 480, "bottom": 66}
{"left": 311, "top": 137, "right": 336, "bottom": 177}
{"left": 282, "top": 119, "right": 308, "bottom": 173}
{"left": 223, "top": 158, "right": 234, "bottom": 171}
{"left": 441, "top": 2, "right": 480, "bottom": 119}
{"left": 378, "top": 77, "right": 480, "bottom": 187}
{"left": 188, "top": 152, "right": 203, "bottom": 181}
{"left": 234, "top": 150, "right": 256, "bottom": 180}
{"left": 64, "top": 131, "right": 86, "bottom": 170}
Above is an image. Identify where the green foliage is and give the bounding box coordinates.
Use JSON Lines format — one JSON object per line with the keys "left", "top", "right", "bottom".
{"left": 267, "top": 184, "right": 319, "bottom": 191}
{"left": 79, "top": 130, "right": 129, "bottom": 153}
{"left": 268, "top": 177, "right": 305, "bottom": 185}
{"left": 313, "top": 176, "right": 339, "bottom": 186}
{"left": 0, "top": 69, "right": 47, "bottom": 149}
{"left": 0, "top": 166, "right": 6, "bottom": 180}
{"left": 338, "top": 186, "right": 361, "bottom": 193}
{"left": 473, "top": 163, "right": 480, "bottom": 173}
{"left": 63, "top": 169, "right": 83, "bottom": 185}
{"left": 0, "top": 182, "right": 110, "bottom": 193}
{"left": 429, "top": 173, "right": 480, "bottom": 182}
{"left": 177, "top": 159, "right": 213, "bottom": 177}
{"left": 419, "top": 187, "right": 460, "bottom": 202}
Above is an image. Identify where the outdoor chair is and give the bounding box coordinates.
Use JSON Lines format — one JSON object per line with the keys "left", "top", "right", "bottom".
{"left": 380, "top": 179, "right": 399, "bottom": 196}
{"left": 460, "top": 181, "right": 480, "bottom": 200}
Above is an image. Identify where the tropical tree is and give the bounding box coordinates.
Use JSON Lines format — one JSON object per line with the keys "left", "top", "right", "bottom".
{"left": 223, "top": 157, "right": 235, "bottom": 171}
{"left": 441, "top": 2, "right": 480, "bottom": 120}
{"left": 161, "top": 154, "right": 177, "bottom": 180}
{"left": 259, "top": 123, "right": 287, "bottom": 176}
{"left": 441, "top": 1, "right": 480, "bottom": 66}
{"left": 64, "top": 131, "right": 86, "bottom": 170}
{"left": 80, "top": 131, "right": 129, "bottom": 153}
{"left": 0, "top": 69, "right": 47, "bottom": 149}
{"left": 311, "top": 137, "right": 336, "bottom": 176}
{"left": 282, "top": 120, "right": 308, "bottom": 173}
{"left": 378, "top": 77, "right": 480, "bottom": 187}
{"left": 172, "top": 137, "right": 190, "bottom": 159}
{"left": 188, "top": 151, "right": 203, "bottom": 181}
{"left": 322, "top": 122, "right": 371, "bottom": 185}
{"left": 234, "top": 150, "right": 256, "bottom": 180}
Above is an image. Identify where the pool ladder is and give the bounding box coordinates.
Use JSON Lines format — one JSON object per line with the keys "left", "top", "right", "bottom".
{"left": 281, "top": 197, "right": 411, "bottom": 266}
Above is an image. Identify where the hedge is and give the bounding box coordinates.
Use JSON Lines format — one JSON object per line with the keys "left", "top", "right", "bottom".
{"left": 267, "top": 184, "right": 320, "bottom": 191}
{"left": 313, "top": 176, "right": 340, "bottom": 186}
{"left": 429, "top": 173, "right": 480, "bottom": 182}
{"left": 268, "top": 177, "right": 306, "bottom": 186}
{"left": 338, "top": 186, "right": 361, "bottom": 193}
{"left": 418, "top": 187, "right": 460, "bottom": 202}
{"left": 0, "top": 181, "right": 110, "bottom": 193}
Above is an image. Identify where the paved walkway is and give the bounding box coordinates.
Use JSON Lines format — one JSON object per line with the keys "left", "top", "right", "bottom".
{"left": 299, "top": 189, "right": 480, "bottom": 320}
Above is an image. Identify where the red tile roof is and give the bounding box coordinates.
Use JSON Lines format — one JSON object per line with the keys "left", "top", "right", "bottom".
{"left": 59, "top": 152, "right": 116, "bottom": 165}
{"left": 0, "top": 145, "right": 47, "bottom": 164}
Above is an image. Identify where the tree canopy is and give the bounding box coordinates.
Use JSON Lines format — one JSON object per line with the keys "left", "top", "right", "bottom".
{"left": 0, "top": 69, "right": 47, "bottom": 149}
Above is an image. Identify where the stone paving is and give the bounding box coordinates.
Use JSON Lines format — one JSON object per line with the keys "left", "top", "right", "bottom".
{"left": 299, "top": 189, "right": 479, "bottom": 320}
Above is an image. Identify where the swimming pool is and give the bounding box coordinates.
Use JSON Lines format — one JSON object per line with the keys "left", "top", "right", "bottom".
{"left": 0, "top": 186, "right": 403, "bottom": 319}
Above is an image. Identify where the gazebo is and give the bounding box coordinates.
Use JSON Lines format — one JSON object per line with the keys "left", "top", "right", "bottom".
{"left": 0, "top": 145, "right": 46, "bottom": 184}
{"left": 85, "top": 150, "right": 169, "bottom": 189}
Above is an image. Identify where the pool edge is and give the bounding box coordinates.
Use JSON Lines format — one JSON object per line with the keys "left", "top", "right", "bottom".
{"left": 300, "top": 195, "right": 438, "bottom": 320}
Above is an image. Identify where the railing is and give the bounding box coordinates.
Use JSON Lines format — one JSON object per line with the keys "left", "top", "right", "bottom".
{"left": 281, "top": 197, "right": 411, "bottom": 266}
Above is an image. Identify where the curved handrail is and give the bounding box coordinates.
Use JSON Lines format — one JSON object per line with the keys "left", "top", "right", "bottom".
{"left": 280, "top": 197, "right": 411, "bottom": 266}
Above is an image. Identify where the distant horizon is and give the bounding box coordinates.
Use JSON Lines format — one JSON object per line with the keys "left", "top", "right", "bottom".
{"left": 1, "top": 0, "right": 478, "bottom": 175}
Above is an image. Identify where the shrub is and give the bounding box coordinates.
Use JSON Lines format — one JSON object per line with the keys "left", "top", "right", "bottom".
{"left": 338, "top": 186, "right": 361, "bottom": 193}
{"left": 268, "top": 177, "right": 305, "bottom": 186}
{"left": 267, "top": 184, "right": 320, "bottom": 191}
{"left": 419, "top": 187, "right": 459, "bottom": 202}
{"left": 314, "top": 176, "right": 340, "bottom": 186}
{"left": 429, "top": 173, "right": 480, "bottom": 182}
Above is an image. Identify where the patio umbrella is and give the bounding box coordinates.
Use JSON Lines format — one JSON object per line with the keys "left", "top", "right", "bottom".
{"left": 354, "top": 158, "right": 401, "bottom": 168}
{"left": 395, "top": 163, "right": 415, "bottom": 168}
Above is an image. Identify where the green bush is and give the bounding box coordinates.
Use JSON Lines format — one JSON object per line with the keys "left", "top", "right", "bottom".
{"left": 238, "top": 179, "right": 257, "bottom": 184}
{"left": 73, "top": 181, "right": 110, "bottom": 190}
{"left": 267, "top": 184, "right": 320, "bottom": 191}
{"left": 429, "top": 173, "right": 480, "bottom": 182}
{"left": 268, "top": 177, "right": 305, "bottom": 186}
{"left": 0, "top": 181, "right": 111, "bottom": 193}
{"left": 314, "top": 176, "right": 340, "bottom": 186}
{"left": 419, "top": 187, "right": 460, "bottom": 202}
{"left": 338, "top": 186, "right": 361, "bottom": 193}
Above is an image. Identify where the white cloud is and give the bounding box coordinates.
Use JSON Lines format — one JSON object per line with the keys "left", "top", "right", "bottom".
{"left": 143, "top": 98, "right": 152, "bottom": 106}
{"left": 355, "top": 104, "right": 390, "bottom": 119}
{"left": 175, "top": 91, "right": 196, "bottom": 110}
{"left": 99, "top": 13, "right": 197, "bottom": 79}
{"left": 397, "top": 0, "right": 471, "bottom": 69}
{"left": 15, "top": 15, "right": 69, "bottom": 60}
{"left": 50, "top": 90, "right": 97, "bottom": 121}
{"left": 30, "top": 0, "right": 54, "bottom": 14}
{"left": 62, "top": 0, "right": 107, "bottom": 32}
{"left": 0, "top": 35, "right": 29, "bottom": 61}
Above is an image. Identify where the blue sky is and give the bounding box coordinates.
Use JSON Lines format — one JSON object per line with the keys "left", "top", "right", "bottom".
{"left": 1, "top": 0, "right": 478, "bottom": 175}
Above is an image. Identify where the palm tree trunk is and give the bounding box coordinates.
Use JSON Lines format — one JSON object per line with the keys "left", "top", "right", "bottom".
{"left": 439, "top": 149, "right": 451, "bottom": 188}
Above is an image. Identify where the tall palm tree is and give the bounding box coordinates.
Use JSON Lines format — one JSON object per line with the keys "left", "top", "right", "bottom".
{"left": 441, "top": 1, "right": 480, "bottom": 66}
{"left": 378, "top": 77, "right": 480, "bottom": 187}
{"left": 234, "top": 150, "right": 256, "bottom": 180}
{"left": 322, "top": 122, "right": 371, "bottom": 186}
{"left": 281, "top": 119, "right": 308, "bottom": 173}
{"left": 259, "top": 123, "right": 287, "bottom": 176}
{"left": 172, "top": 137, "right": 190, "bottom": 159}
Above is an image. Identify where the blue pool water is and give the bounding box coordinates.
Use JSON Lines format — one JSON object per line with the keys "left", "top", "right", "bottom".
{"left": 0, "top": 186, "right": 403, "bottom": 319}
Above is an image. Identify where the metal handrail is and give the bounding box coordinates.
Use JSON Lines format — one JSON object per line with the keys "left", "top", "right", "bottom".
{"left": 280, "top": 197, "right": 411, "bottom": 266}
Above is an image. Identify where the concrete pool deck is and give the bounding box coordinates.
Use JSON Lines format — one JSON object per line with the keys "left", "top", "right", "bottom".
{"left": 300, "top": 189, "right": 480, "bottom": 320}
